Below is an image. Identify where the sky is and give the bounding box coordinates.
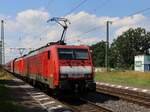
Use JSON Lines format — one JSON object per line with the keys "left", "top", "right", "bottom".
{"left": 0, "top": 0, "right": 150, "bottom": 62}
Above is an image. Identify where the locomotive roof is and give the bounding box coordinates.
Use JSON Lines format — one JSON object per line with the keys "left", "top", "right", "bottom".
{"left": 14, "top": 42, "right": 90, "bottom": 60}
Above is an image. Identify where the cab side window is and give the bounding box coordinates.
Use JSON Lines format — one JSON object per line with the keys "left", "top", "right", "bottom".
{"left": 48, "top": 51, "right": 50, "bottom": 59}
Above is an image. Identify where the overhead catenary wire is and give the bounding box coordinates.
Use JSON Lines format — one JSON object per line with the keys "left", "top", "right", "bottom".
{"left": 127, "top": 7, "right": 150, "bottom": 17}
{"left": 28, "top": 2, "right": 150, "bottom": 45}
{"left": 47, "top": 0, "right": 88, "bottom": 29}
{"left": 67, "top": 0, "right": 111, "bottom": 39}
{"left": 64, "top": 0, "right": 88, "bottom": 16}
{"left": 92, "top": 0, "right": 111, "bottom": 12}
{"left": 66, "top": 0, "right": 111, "bottom": 43}
{"left": 68, "top": 7, "right": 150, "bottom": 39}
{"left": 69, "top": 26, "right": 101, "bottom": 39}
{"left": 111, "top": 7, "right": 150, "bottom": 23}
{"left": 46, "top": 0, "right": 88, "bottom": 27}
{"left": 45, "top": 0, "right": 55, "bottom": 10}
{"left": 45, "top": 0, "right": 55, "bottom": 15}
{"left": 44, "top": 0, "right": 89, "bottom": 44}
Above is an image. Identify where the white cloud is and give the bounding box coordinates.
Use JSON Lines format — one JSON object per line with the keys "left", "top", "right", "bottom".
{"left": 112, "top": 14, "right": 146, "bottom": 27}
{"left": 2, "top": 10, "right": 149, "bottom": 62}
{"left": 115, "top": 26, "right": 131, "bottom": 36}
{"left": 114, "top": 14, "right": 148, "bottom": 36}
{"left": 17, "top": 9, "right": 49, "bottom": 33}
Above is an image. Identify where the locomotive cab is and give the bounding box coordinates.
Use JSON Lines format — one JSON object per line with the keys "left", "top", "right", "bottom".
{"left": 56, "top": 45, "right": 96, "bottom": 93}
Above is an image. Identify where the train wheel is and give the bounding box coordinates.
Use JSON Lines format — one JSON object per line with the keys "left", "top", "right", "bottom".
{"left": 32, "top": 80, "right": 36, "bottom": 86}
{"left": 52, "top": 89, "right": 60, "bottom": 98}
{"left": 26, "top": 78, "right": 30, "bottom": 83}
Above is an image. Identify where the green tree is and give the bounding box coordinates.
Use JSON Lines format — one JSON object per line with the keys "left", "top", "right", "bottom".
{"left": 110, "top": 27, "right": 150, "bottom": 69}
{"left": 92, "top": 41, "right": 106, "bottom": 67}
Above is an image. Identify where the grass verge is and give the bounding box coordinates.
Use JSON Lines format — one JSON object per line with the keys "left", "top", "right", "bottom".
{"left": 95, "top": 71, "right": 150, "bottom": 89}
{"left": 0, "top": 68, "right": 25, "bottom": 112}
{"left": 0, "top": 85, "right": 25, "bottom": 112}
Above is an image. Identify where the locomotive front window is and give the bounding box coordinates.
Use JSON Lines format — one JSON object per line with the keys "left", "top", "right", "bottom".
{"left": 58, "top": 49, "right": 74, "bottom": 60}
{"left": 58, "top": 48, "right": 89, "bottom": 60}
{"left": 75, "top": 49, "right": 89, "bottom": 60}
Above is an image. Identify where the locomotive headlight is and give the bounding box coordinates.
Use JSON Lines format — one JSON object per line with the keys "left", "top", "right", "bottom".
{"left": 61, "top": 74, "right": 68, "bottom": 78}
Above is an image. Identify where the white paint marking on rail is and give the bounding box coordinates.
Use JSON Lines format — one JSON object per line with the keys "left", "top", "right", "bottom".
{"left": 33, "top": 94, "right": 45, "bottom": 98}
{"left": 5, "top": 85, "right": 19, "bottom": 88}
{"left": 116, "top": 85, "right": 122, "bottom": 88}
{"left": 104, "top": 83, "right": 109, "bottom": 86}
{"left": 124, "top": 86, "right": 129, "bottom": 89}
{"left": 19, "top": 85, "right": 33, "bottom": 89}
{"left": 132, "top": 88, "right": 138, "bottom": 91}
{"left": 141, "top": 89, "right": 148, "bottom": 92}
{"left": 97, "top": 82, "right": 103, "bottom": 85}
{"left": 42, "top": 101, "right": 55, "bottom": 106}
{"left": 110, "top": 84, "right": 115, "bottom": 87}
{"left": 31, "top": 92, "right": 43, "bottom": 95}
{"left": 37, "top": 97, "right": 49, "bottom": 101}
{"left": 13, "top": 78, "right": 23, "bottom": 82}
{"left": 100, "top": 82, "right": 105, "bottom": 85}
{"left": 96, "top": 81, "right": 150, "bottom": 95}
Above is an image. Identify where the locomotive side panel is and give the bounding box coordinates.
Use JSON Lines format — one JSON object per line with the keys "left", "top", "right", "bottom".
{"left": 22, "top": 47, "right": 58, "bottom": 87}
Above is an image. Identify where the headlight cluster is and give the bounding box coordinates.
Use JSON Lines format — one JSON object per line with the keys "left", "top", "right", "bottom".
{"left": 84, "top": 74, "right": 91, "bottom": 78}
{"left": 60, "top": 74, "right": 91, "bottom": 78}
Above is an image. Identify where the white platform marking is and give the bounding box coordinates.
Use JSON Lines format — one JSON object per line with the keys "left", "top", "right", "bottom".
{"left": 100, "top": 82, "right": 104, "bottom": 85}
{"left": 132, "top": 88, "right": 138, "bottom": 91}
{"left": 116, "top": 85, "right": 122, "bottom": 88}
{"left": 48, "top": 105, "right": 63, "bottom": 110}
{"left": 124, "top": 87, "right": 129, "bottom": 89}
{"left": 142, "top": 89, "right": 148, "bottom": 92}
{"left": 32, "top": 92, "right": 43, "bottom": 95}
{"left": 110, "top": 84, "right": 115, "bottom": 87}
{"left": 42, "top": 101, "right": 56, "bottom": 106}
{"left": 104, "top": 83, "right": 109, "bottom": 86}
{"left": 34, "top": 94, "right": 45, "bottom": 98}
{"left": 37, "top": 97, "right": 49, "bottom": 101}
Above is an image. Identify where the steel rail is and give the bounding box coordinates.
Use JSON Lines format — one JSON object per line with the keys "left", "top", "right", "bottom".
{"left": 80, "top": 97, "right": 114, "bottom": 112}
{"left": 96, "top": 85, "right": 150, "bottom": 107}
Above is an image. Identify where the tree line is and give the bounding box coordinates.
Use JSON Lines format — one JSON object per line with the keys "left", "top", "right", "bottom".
{"left": 91, "top": 27, "right": 150, "bottom": 70}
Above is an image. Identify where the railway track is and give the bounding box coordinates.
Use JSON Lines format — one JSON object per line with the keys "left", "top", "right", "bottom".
{"left": 12, "top": 75, "right": 114, "bottom": 112}
{"left": 61, "top": 97, "right": 114, "bottom": 112}
{"left": 8, "top": 72, "right": 150, "bottom": 112}
{"left": 96, "top": 83, "right": 150, "bottom": 107}
{"left": 13, "top": 76, "right": 150, "bottom": 112}
{"left": 80, "top": 92, "right": 150, "bottom": 112}
{"left": 79, "top": 98, "right": 114, "bottom": 112}
{"left": 8, "top": 72, "right": 114, "bottom": 112}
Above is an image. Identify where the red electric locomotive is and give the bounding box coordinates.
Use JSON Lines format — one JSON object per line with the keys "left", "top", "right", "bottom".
{"left": 5, "top": 17, "right": 96, "bottom": 94}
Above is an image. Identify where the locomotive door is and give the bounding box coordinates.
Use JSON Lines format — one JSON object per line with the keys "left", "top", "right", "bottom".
{"left": 48, "top": 50, "right": 54, "bottom": 88}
